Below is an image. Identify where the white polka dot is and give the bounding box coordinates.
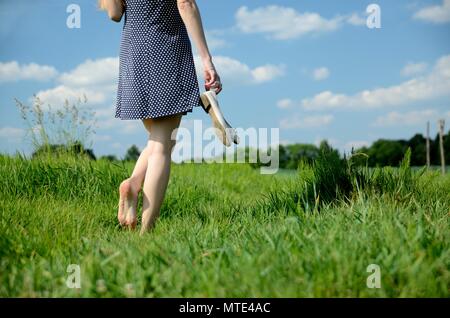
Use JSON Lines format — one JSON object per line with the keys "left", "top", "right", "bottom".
{"left": 115, "top": 0, "right": 201, "bottom": 120}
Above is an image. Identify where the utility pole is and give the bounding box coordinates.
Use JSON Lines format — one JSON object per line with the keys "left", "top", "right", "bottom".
{"left": 438, "top": 119, "right": 446, "bottom": 175}
{"left": 426, "top": 121, "right": 430, "bottom": 169}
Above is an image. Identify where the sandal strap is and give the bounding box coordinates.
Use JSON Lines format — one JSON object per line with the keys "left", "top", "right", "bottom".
{"left": 202, "top": 104, "right": 211, "bottom": 113}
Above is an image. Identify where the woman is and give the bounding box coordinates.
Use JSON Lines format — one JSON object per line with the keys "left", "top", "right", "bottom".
{"left": 100, "top": 0, "right": 222, "bottom": 234}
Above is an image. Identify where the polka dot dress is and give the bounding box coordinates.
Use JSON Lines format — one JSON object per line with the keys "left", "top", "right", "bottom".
{"left": 115, "top": 0, "right": 201, "bottom": 120}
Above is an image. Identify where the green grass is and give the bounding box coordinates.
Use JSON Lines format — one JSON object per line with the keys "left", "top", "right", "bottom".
{"left": 0, "top": 152, "right": 448, "bottom": 297}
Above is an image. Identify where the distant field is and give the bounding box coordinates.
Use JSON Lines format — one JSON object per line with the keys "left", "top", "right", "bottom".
{"left": 0, "top": 154, "right": 448, "bottom": 297}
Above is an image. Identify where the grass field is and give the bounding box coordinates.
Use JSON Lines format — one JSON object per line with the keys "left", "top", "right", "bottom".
{"left": 0, "top": 152, "right": 449, "bottom": 297}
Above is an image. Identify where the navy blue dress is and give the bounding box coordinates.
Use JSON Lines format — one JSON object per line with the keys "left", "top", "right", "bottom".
{"left": 115, "top": 0, "right": 201, "bottom": 120}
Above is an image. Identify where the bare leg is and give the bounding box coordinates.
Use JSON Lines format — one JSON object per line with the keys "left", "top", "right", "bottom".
{"left": 140, "top": 114, "right": 182, "bottom": 234}
{"left": 129, "top": 140, "right": 153, "bottom": 189}
{"left": 117, "top": 140, "right": 152, "bottom": 228}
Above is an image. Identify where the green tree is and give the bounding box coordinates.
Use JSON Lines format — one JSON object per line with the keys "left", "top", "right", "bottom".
{"left": 407, "top": 134, "right": 426, "bottom": 166}
{"left": 99, "top": 155, "right": 118, "bottom": 162}
{"left": 278, "top": 144, "right": 290, "bottom": 169}
{"left": 124, "top": 145, "right": 141, "bottom": 162}
{"left": 32, "top": 141, "right": 96, "bottom": 160}
{"left": 444, "top": 130, "right": 450, "bottom": 160}
{"left": 284, "top": 144, "right": 320, "bottom": 169}
{"left": 366, "top": 140, "right": 407, "bottom": 167}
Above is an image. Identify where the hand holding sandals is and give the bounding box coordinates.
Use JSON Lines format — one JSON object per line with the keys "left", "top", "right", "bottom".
{"left": 202, "top": 58, "right": 222, "bottom": 94}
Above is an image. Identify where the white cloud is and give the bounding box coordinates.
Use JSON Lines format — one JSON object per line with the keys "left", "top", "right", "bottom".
{"left": 347, "top": 13, "right": 366, "bottom": 26}
{"left": 401, "top": 62, "right": 428, "bottom": 77}
{"left": 301, "top": 54, "right": 450, "bottom": 111}
{"left": 0, "top": 61, "right": 58, "bottom": 83}
{"left": 372, "top": 109, "right": 450, "bottom": 127}
{"left": 235, "top": 5, "right": 343, "bottom": 40}
{"left": 58, "top": 57, "right": 118, "bottom": 88}
{"left": 251, "top": 64, "right": 285, "bottom": 83}
{"left": 194, "top": 55, "right": 285, "bottom": 85}
{"left": 280, "top": 114, "right": 333, "bottom": 129}
{"left": 313, "top": 67, "right": 330, "bottom": 81}
{"left": 34, "top": 81, "right": 140, "bottom": 136}
{"left": 235, "top": 6, "right": 366, "bottom": 40}
{"left": 277, "top": 98, "right": 294, "bottom": 109}
{"left": 34, "top": 57, "right": 119, "bottom": 108}
{"left": 35, "top": 85, "right": 106, "bottom": 107}
{"left": 28, "top": 54, "right": 282, "bottom": 139}
{"left": 414, "top": 0, "right": 450, "bottom": 24}
{"left": 0, "top": 126, "right": 25, "bottom": 142}
{"left": 32, "top": 54, "right": 283, "bottom": 113}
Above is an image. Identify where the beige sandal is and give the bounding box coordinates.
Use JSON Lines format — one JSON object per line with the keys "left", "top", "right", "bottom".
{"left": 200, "top": 90, "right": 239, "bottom": 147}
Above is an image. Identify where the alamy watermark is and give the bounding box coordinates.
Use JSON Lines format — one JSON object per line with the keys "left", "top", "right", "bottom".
{"left": 66, "top": 4, "right": 81, "bottom": 29}
{"left": 366, "top": 264, "right": 381, "bottom": 289}
{"left": 66, "top": 264, "right": 81, "bottom": 289}
{"left": 366, "top": 4, "right": 381, "bottom": 29}
{"left": 67, "top": 3, "right": 381, "bottom": 30}
{"left": 172, "top": 121, "right": 280, "bottom": 175}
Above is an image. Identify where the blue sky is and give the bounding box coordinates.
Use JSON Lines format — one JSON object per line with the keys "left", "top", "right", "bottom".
{"left": 1, "top": 0, "right": 450, "bottom": 159}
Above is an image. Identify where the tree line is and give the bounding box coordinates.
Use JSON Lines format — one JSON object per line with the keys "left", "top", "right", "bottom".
{"left": 275, "top": 130, "right": 449, "bottom": 169}
{"left": 31, "top": 130, "right": 449, "bottom": 169}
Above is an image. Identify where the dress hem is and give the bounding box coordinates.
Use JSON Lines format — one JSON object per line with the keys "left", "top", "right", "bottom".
{"left": 115, "top": 103, "right": 201, "bottom": 121}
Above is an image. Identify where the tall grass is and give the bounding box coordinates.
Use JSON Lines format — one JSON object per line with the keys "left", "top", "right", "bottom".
{"left": 0, "top": 147, "right": 448, "bottom": 297}
{"left": 14, "top": 95, "right": 96, "bottom": 159}
{"left": 2, "top": 87, "right": 448, "bottom": 297}
{"left": 261, "top": 148, "right": 442, "bottom": 214}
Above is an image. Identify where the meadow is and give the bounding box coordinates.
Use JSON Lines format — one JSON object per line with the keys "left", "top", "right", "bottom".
{"left": 0, "top": 150, "right": 448, "bottom": 297}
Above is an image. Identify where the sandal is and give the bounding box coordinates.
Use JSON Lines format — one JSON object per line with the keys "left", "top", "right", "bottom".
{"left": 200, "top": 90, "right": 239, "bottom": 147}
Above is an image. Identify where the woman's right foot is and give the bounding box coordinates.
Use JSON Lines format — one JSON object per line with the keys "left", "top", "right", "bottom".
{"left": 118, "top": 179, "right": 139, "bottom": 229}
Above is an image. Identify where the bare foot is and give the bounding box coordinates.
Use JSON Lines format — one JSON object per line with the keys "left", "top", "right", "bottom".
{"left": 118, "top": 179, "right": 139, "bottom": 229}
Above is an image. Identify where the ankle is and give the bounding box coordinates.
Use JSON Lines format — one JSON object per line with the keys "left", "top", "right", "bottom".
{"left": 127, "top": 177, "right": 142, "bottom": 194}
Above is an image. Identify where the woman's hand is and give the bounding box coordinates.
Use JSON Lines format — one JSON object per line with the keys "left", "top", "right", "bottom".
{"left": 203, "top": 59, "right": 222, "bottom": 94}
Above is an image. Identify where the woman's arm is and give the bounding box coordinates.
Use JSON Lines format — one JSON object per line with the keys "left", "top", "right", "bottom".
{"left": 177, "top": 0, "right": 222, "bottom": 93}
{"left": 99, "top": 0, "right": 125, "bottom": 23}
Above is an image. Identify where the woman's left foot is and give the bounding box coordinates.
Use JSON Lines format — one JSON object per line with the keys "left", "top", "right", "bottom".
{"left": 118, "top": 179, "right": 140, "bottom": 229}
